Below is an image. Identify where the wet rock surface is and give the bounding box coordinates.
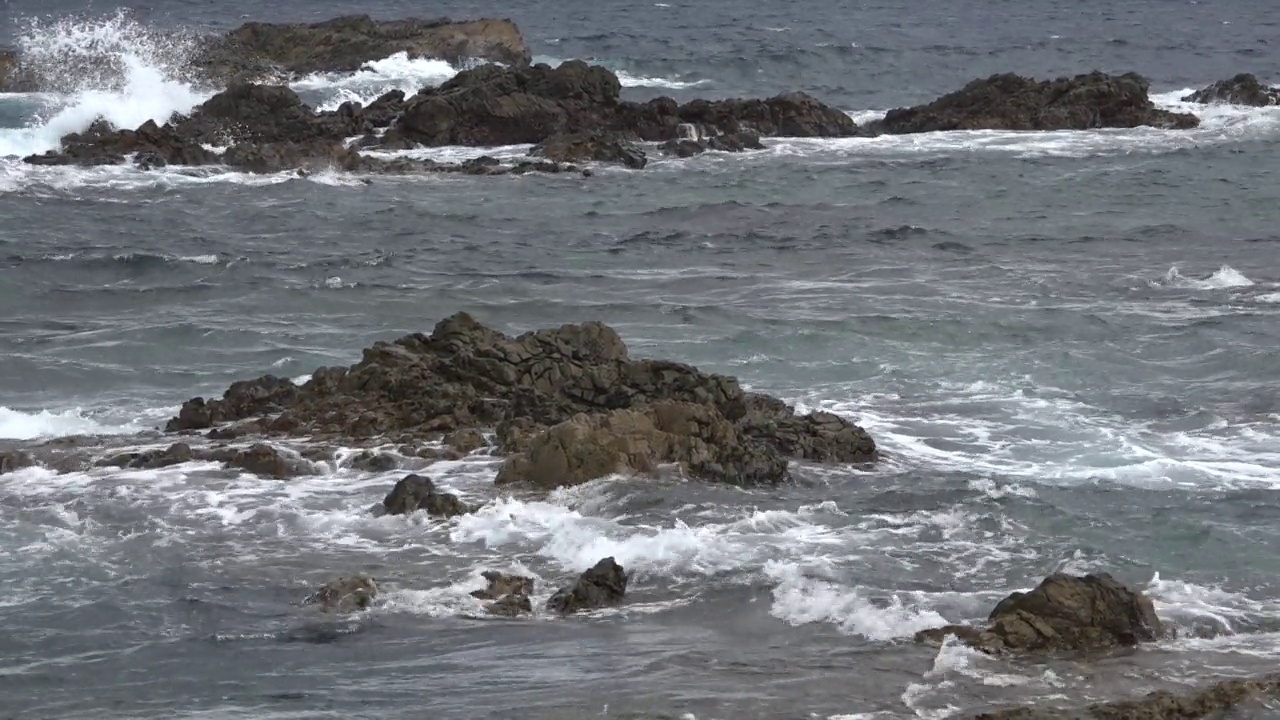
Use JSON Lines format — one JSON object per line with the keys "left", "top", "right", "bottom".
{"left": 1182, "top": 73, "right": 1280, "bottom": 106}
{"left": 866, "top": 72, "right": 1200, "bottom": 134}
{"left": 380, "top": 473, "right": 475, "bottom": 517}
{"left": 547, "top": 557, "right": 628, "bottom": 615}
{"left": 471, "top": 571, "right": 534, "bottom": 617}
{"left": 302, "top": 575, "right": 378, "bottom": 614}
{"left": 916, "top": 573, "right": 1165, "bottom": 654}
{"left": 975, "top": 674, "right": 1280, "bottom": 719}
{"left": 0, "top": 450, "right": 34, "bottom": 475}
{"left": 163, "top": 313, "right": 876, "bottom": 485}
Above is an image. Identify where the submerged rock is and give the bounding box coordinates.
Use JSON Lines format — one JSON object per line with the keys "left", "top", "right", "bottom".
{"left": 380, "top": 473, "right": 475, "bottom": 517}
{"left": 976, "top": 674, "right": 1280, "bottom": 719}
{"left": 866, "top": 72, "right": 1199, "bottom": 134}
{"left": 221, "top": 443, "right": 314, "bottom": 479}
{"left": 1182, "top": 73, "right": 1280, "bottom": 107}
{"left": 303, "top": 574, "right": 378, "bottom": 614}
{"left": 347, "top": 450, "right": 401, "bottom": 473}
{"left": 0, "top": 450, "right": 34, "bottom": 475}
{"left": 547, "top": 557, "right": 628, "bottom": 615}
{"left": 916, "top": 572, "right": 1164, "bottom": 654}
{"left": 96, "top": 442, "right": 195, "bottom": 470}
{"left": 531, "top": 131, "right": 648, "bottom": 169}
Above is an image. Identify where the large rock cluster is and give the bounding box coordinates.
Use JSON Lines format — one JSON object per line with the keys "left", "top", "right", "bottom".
{"left": 165, "top": 312, "right": 876, "bottom": 487}
{"left": 1181, "top": 73, "right": 1280, "bottom": 107}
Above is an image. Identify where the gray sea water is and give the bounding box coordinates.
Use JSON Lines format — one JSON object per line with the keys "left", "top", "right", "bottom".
{"left": 2, "top": 1, "right": 1280, "bottom": 718}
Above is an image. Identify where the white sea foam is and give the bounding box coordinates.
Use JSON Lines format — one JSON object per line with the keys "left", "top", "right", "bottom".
{"left": 614, "top": 70, "right": 710, "bottom": 90}
{"left": 764, "top": 561, "right": 948, "bottom": 640}
{"left": 292, "top": 52, "right": 462, "bottom": 111}
{"left": 1156, "top": 264, "right": 1255, "bottom": 289}
{"left": 1255, "top": 292, "right": 1280, "bottom": 304}
{"left": 0, "top": 406, "right": 148, "bottom": 440}
{"left": 0, "top": 13, "right": 209, "bottom": 158}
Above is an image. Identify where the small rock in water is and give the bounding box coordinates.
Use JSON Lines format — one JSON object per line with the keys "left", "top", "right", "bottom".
{"left": 381, "top": 473, "right": 476, "bottom": 517}
{"left": 472, "top": 570, "right": 535, "bottom": 617}
{"left": 0, "top": 450, "right": 34, "bottom": 475}
{"left": 302, "top": 574, "right": 378, "bottom": 614}
{"left": 547, "top": 557, "right": 628, "bottom": 615}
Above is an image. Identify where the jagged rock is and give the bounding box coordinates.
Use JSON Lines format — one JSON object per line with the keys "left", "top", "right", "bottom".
{"left": 494, "top": 401, "right": 790, "bottom": 488}
{"left": 547, "top": 557, "right": 628, "bottom": 615}
{"left": 975, "top": 674, "right": 1280, "bottom": 719}
{"left": 348, "top": 450, "right": 400, "bottom": 473}
{"left": 302, "top": 574, "right": 378, "bottom": 613}
{"left": 867, "top": 72, "right": 1199, "bottom": 134}
{"left": 471, "top": 571, "right": 534, "bottom": 617}
{"left": 1182, "top": 73, "right": 1280, "bottom": 106}
{"left": 380, "top": 473, "right": 474, "bottom": 517}
{"left": 531, "top": 131, "right": 647, "bottom": 169}
{"left": 196, "top": 16, "right": 531, "bottom": 83}
{"left": 222, "top": 443, "right": 314, "bottom": 479}
{"left": 0, "top": 450, "right": 34, "bottom": 475}
{"left": 164, "top": 314, "right": 877, "bottom": 475}
{"left": 916, "top": 573, "right": 1164, "bottom": 654}
{"left": 443, "top": 428, "right": 487, "bottom": 455}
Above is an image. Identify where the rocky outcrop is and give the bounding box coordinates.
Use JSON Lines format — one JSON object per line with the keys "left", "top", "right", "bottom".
{"left": 192, "top": 16, "right": 531, "bottom": 85}
{"left": 867, "top": 72, "right": 1199, "bottom": 134}
{"left": 380, "top": 474, "right": 475, "bottom": 517}
{"left": 163, "top": 313, "right": 876, "bottom": 485}
{"left": 916, "top": 573, "right": 1164, "bottom": 654}
{"left": 531, "top": 131, "right": 648, "bottom": 169}
{"left": 471, "top": 571, "right": 534, "bottom": 617}
{"left": 547, "top": 558, "right": 628, "bottom": 614}
{"left": 97, "top": 442, "right": 195, "bottom": 470}
{"left": 494, "top": 402, "right": 789, "bottom": 488}
{"left": 384, "top": 61, "right": 858, "bottom": 148}
{"left": 1182, "top": 73, "right": 1280, "bottom": 106}
{"left": 303, "top": 575, "right": 378, "bottom": 613}
{"left": 975, "top": 674, "right": 1280, "bottom": 719}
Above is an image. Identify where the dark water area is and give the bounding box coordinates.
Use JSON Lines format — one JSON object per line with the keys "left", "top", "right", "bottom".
{"left": 2, "top": 0, "right": 1280, "bottom": 718}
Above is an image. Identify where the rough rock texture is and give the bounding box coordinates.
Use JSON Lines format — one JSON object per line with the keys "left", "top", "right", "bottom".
{"left": 193, "top": 16, "right": 531, "bottom": 84}
{"left": 380, "top": 473, "right": 474, "bottom": 517}
{"left": 868, "top": 72, "right": 1199, "bottom": 134}
{"left": 547, "top": 557, "right": 628, "bottom": 614}
{"left": 443, "top": 428, "right": 487, "bottom": 455}
{"left": 163, "top": 313, "right": 877, "bottom": 485}
{"left": 1182, "top": 73, "right": 1280, "bottom": 106}
{"left": 975, "top": 675, "right": 1280, "bottom": 719}
{"left": 303, "top": 575, "right": 378, "bottom": 613}
{"left": 223, "top": 443, "right": 314, "bottom": 479}
{"left": 531, "top": 131, "right": 648, "bottom": 169}
{"left": 384, "top": 61, "right": 858, "bottom": 147}
{"left": 494, "top": 402, "right": 789, "bottom": 488}
{"left": 916, "top": 573, "right": 1164, "bottom": 654}
{"left": 0, "top": 450, "right": 34, "bottom": 475}
{"left": 348, "top": 450, "right": 400, "bottom": 472}
{"left": 98, "top": 443, "right": 195, "bottom": 470}
{"left": 471, "top": 571, "right": 534, "bottom": 617}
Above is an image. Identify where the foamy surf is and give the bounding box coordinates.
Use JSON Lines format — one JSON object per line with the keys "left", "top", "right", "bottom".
{"left": 1155, "top": 264, "right": 1255, "bottom": 290}
{"left": 291, "top": 52, "right": 464, "bottom": 111}
{"left": 0, "top": 406, "right": 150, "bottom": 440}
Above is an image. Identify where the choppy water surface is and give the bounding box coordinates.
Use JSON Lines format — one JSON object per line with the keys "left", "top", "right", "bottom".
{"left": 1, "top": 1, "right": 1279, "bottom": 718}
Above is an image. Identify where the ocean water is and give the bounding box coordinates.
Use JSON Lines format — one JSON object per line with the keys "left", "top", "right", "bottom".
{"left": 2, "top": 1, "right": 1280, "bottom": 718}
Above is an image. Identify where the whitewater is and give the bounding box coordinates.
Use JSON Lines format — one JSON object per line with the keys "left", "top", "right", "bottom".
{"left": 4, "top": 2, "right": 1280, "bottom": 718}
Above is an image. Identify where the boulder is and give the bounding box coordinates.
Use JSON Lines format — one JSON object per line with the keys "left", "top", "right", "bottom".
{"left": 531, "top": 131, "right": 647, "bottom": 169}
{"left": 547, "top": 557, "right": 628, "bottom": 615}
{"left": 494, "top": 401, "right": 790, "bottom": 488}
{"left": 302, "top": 574, "right": 378, "bottom": 613}
{"left": 223, "top": 443, "right": 314, "bottom": 479}
{"left": 976, "top": 674, "right": 1280, "bottom": 719}
{"left": 0, "top": 450, "right": 34, "bottom": 475}
{"left": 380, "top": 473, "right": 475, "bottom": 517}
{"left": 916, "top": 573, "right": 1164, "bottom": 654}
{"left": 197, "top": 16, "right": 531, "bottom": 82}
{"left": 1182, "top": 73, "right": 1280, "bottom": 106}
{"left": 348, "top": 450, "right": 400, "bottom": 473}
{"left": 868, "top": 72, "right": 1199, "bottom": 134}
{"left": 443, "top": 428, "right": 487, "bottom": 455}
{"left": 164, "top": 314, "right": 877, "bottom": 475}
{"left": 97, "top": 442, "right": 195, "bottom": 470}
{"left": 471, "top": 571, "right": 534, "bottom": 617}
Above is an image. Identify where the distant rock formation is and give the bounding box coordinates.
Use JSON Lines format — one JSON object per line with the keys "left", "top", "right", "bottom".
{"left": 865, "top": 72, "right": 1199, "bottom": 134}
{"left": 1182, "top": 73, "right": 1280, "bottom": 106}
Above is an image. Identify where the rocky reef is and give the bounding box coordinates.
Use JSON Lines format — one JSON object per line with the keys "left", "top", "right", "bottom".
{"left": 163, "top": 312, "right": 875, "bottom": 487}
{"left": 864, "top": 72, "right": 1199, "bottom": 134}
{"left": 1182, "top": 73, "right": 1280, "bottom": 107}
